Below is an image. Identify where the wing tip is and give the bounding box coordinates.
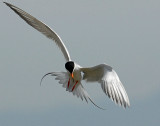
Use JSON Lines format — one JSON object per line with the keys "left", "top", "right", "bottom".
{"left": 4, "top": 2, "right": 11, "bottom": 7}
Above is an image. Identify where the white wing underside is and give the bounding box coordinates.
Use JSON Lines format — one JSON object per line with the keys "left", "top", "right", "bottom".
{"left": 81, "top": 64, "right": 130, "bottom": 108}
{"left": 4, "top": 2, "right": 71, "bottom": 61}
{"left": 50, "top": 72, "right": 105, "bottom": 110}
{"left": 5, "top": 2, "right": 130, "bottom": 109}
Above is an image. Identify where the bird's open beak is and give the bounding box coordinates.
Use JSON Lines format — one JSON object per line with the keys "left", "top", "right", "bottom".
{"left": 71, "top": 73, "right": 74, "bottom": 79}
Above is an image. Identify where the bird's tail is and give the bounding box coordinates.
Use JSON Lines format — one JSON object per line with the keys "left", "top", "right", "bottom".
{"left": 40, "top": 72, "right": 105, "bottom": 110}
{"left": 40, "top": 72, "right": 69, "bottom": 87}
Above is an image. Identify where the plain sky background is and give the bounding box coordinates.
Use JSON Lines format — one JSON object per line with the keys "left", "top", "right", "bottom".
{"left": 0, "top": 0, "right": 160, "bottom": 126}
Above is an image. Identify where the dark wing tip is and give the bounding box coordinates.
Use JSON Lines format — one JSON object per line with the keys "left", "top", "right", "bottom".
{"left": 4, "top": 2, "right": 12, "bottom": 7}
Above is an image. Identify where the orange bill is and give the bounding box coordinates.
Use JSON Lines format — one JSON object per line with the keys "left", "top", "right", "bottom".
{"left": 71, "top": 73, "right": 74, "bottom": 78}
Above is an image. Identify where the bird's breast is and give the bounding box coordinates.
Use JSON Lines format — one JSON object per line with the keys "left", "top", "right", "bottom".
{"left": 73, "top": 70, "right": 82, "bottom": 81}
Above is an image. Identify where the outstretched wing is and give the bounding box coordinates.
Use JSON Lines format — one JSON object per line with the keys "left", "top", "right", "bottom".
{"left": 40, "top": 72, "right": 105, "bottom": 110}
{"left": 81, "top": 64, "right": 130, "bottom": 108}
{"left": 4, "top": 2, "right": 71, "bottom": 61}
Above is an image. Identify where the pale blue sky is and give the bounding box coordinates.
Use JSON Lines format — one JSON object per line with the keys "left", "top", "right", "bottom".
{"left": 0, "top": 0, "right": 160, "bottom": 126}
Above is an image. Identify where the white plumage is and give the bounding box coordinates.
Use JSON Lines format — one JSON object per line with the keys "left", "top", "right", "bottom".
{"left": 4, "top": 2, "right": 130, "bottom": 109}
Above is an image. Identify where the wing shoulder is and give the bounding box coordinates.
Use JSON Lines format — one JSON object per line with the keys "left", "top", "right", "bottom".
{"left": 81, "top": 64, "right": 112, "bottom": 82}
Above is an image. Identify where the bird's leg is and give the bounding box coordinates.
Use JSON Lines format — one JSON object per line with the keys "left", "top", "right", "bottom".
{"left": 72, "top": 81, "right": 78, "bottom": 91}
{"left": 67, "top": 78, "right": 70, "bottom": 88}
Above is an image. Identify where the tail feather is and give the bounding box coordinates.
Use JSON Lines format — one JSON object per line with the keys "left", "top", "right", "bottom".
{"left": 40, "top": 72, "right": 105, "bottom": 110}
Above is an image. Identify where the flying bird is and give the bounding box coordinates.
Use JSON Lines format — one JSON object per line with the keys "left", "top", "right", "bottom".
{"left": 4, "top": 2, "right": 130, "bottom": 109}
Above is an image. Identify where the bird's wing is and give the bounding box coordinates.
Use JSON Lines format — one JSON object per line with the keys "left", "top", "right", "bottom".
{"left": 4, "top": 2, "right": 71, "bottom": 61}
{"left": 40, "top": 72, "right": 105, "bottom": 110}
{"left": 81, "top": 64, "right": 130, "bottom": 108}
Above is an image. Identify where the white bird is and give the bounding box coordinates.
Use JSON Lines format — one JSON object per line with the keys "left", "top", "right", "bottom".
{"left": 4, "top": 2, "right": 130, "bottom": 109}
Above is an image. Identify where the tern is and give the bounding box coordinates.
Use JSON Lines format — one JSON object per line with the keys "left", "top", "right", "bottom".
{"left": 4, "top": 2, "right": 130, "bottom": 109}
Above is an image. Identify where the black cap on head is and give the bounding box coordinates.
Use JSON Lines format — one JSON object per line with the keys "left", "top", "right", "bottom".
{"left": 65, "top": 61, "right": 74, "bottom": 73}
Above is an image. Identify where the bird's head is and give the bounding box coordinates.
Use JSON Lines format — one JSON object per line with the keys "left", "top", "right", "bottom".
{"left": 65, "top": 61, "right": 75, "bottom": 78}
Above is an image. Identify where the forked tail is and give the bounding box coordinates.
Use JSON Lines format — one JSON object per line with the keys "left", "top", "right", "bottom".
{"left": 40, "top": 72, "right": 105, "bottom": 110}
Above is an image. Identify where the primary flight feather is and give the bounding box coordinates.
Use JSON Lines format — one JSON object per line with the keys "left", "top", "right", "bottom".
{"left": 4, "top": 2, "right": 130, "bottom": 109}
